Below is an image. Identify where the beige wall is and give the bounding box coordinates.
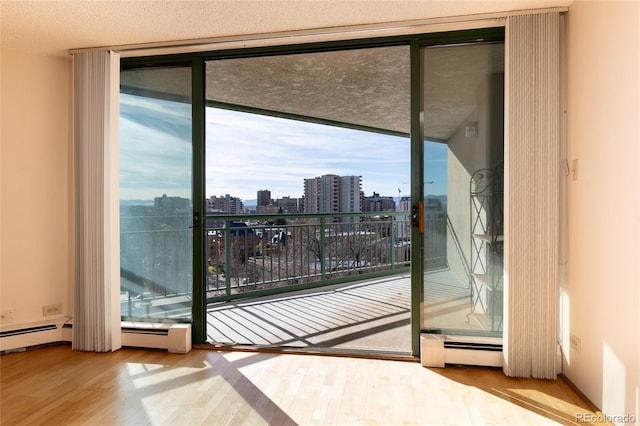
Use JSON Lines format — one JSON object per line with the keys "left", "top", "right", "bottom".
{"left": 1, "top": 49, "right": 73, "bottom": 326}
{"left": 564, "top": 0, "right": 639, "bottom": 420}
{"left": 2, "top": 1, "right": 639, "bottom": 417}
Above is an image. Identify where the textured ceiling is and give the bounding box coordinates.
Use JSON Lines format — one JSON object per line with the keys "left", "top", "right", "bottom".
{"left": 7, "top": 0, "right": 562, "bottom": 139}
{"left": 206, "top": 46, "right": 411, "bottom": 135}
{"left": 1, "top": 0, "right": 572, "bottom": 57}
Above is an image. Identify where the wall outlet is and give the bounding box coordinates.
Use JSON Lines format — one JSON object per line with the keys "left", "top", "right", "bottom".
{"left": 1, "top": 309, "right": 14, "bottom": 321}
{"left": 570, "top": 334, "right": 581, "bottom": 352}
{"left": 42, "top": 304, "right": 62, "bottom": 316}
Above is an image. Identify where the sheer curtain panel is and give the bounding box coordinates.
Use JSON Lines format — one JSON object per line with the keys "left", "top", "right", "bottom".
{"left": 504, "top": 12, "right": 561, "bottom": 379}
{"left": 73, "top": 50, "right": 121, "bottom": 352}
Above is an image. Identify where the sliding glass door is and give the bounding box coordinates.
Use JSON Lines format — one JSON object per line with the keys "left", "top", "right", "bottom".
{"left": 117, "top": 29, "right": 505, "bottom": 353}
{"left": 119, "top": 66, "right": 194, "bottom": 322}
{"left": 419, "top": 41, "right": 505, "bottom": 336}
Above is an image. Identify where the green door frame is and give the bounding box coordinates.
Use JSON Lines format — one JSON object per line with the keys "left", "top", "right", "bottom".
{"left": 120, "top": 27, "right": 504, "bottom": 349}
{"left": 409, "top": 38, "right": 424, "bottom": 357}
{"left": 191, "top": 57, "right": 207, "bottom": 344}
{"left": 408, "top": 28, "right": 506, "bottom": 356}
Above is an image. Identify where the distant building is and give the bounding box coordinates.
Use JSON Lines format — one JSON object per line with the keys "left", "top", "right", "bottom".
{"left": 319, "top": 174, "right": 340, "bottom": 214}
{"left": 303, "top": 178, "right": 320, "bottom": 214}
{"left": 397, "top": 196, "right": 411, "bottom": 239}
{"left": 398, "top": 196, "right": 411, "bottom": 212}
{"left": 363, "top": 192, "right": 395, "bottom": 212}
{"left": 256, "top": 204, "right": 279, "bottom": 214}
{"left": 154, "top": 194, "right": 191, "bottom": 214}
{"left": 276, "top": 196, "right": 298, "bottom": 213}
{"left": 207, "top": 194, "right": 244, "bottom": 214}
{"left": 304, "top": 174, "right": 362, "bottom": 222}
{"left": 257, "top": 190, "right": 271, "bottom": 207}
{"left": 339, "top": 175, "right": 362, "bottom": 223}
{"left": 226, "top": 195, "right": 243, "bottom": 214}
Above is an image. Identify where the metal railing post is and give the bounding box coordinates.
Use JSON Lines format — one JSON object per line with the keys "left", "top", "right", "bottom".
{"left": 320, "top": 216, "right": 326, "bottom": 280}
{"left": 390, "top": 214, "right": 396, "bottom": 269}
{"left": 224, "top": 219, "right": 231, "bottom": 297}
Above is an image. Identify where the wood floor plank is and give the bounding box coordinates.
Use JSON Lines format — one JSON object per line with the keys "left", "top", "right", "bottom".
{"left": 1, "top": 344, "right": 609, "bottom": 425}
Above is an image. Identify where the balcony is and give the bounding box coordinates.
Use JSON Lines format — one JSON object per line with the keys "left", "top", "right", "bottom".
{"left": 121, "top": 211, "right": 499, "bottom": 352}
{"left": 206, "top": 268, "right": 483, "bottom": 354}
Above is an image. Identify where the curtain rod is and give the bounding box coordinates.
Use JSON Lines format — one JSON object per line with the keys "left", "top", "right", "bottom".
{"left": 69, "top": 6, "right": 567, "bottom": 57}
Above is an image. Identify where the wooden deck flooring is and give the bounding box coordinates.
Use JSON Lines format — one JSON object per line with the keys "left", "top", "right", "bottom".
{"left": 206, "top": 269, "right": 495, "bottom": 354}
{"left": 207, "top": 274, "right": 412, "bottom": 353}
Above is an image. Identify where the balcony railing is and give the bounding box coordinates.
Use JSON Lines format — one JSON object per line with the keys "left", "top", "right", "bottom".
{"left": 206, "top": 212, "right": 414, "bottom": 301}
{"left": 119, "top": 210, "right": 450, "bottom": 317}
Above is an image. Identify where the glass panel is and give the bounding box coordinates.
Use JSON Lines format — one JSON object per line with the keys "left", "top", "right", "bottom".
{"left": 422, "top": 42, "right": 504, "bottom": 335}
{"left": 119, "top": 66, "right": 193, "bottom": 321}
{"left": 204, "top": 46, "right": 412, "bottom": 353}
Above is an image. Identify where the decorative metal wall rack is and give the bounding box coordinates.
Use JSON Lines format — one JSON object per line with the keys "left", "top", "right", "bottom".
{"left": 468, "top": 162, "right": 504, "bottom": 331}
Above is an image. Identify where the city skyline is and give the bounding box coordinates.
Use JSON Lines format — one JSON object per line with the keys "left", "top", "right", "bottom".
{"left": 209, "top": 174, "right": 393, "bottom": 208}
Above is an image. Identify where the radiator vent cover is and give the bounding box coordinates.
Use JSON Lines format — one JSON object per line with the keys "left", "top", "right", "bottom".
{"left": 0, "top": 324, "right": 58, "bottom": 338}
{"left": 444, "top": 341, "right": 503, "bottom": 352}
{"left": 421, "top": 333, "right": 504, "bottom": 368}
{"left": 121, "top": 326, "right": 169, "bottom": 336}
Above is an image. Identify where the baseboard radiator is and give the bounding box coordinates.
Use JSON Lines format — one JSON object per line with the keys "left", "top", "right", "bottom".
{"left": 1, "top": 321, "right": 191, "bottom": 354}
{"left": 121, "top": 323, "right": 192, "bottom": 353}
{"left": 0, "top": 323, "right": 64, "bottom": 352}
{"left": 420, "top": 333, "right": 503, "bottom": 368}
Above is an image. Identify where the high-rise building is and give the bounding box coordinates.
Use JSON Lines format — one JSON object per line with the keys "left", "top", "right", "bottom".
{"left": 226, "top": 194, "right": 243, "bottom": 214}
{"left": 303, "top": 178, "right": 319, "bottom": 214}
{"left": 319, "top": 174, "right": 340, "bottom": 214}
{"left": 304, "top": 174, "right": 362, "bottom": 221}
{"left": 257, "top": 190, "right": 271, "bottom": 207}
{"left": 339, "top": 176, "right": 362, "bottom": 223}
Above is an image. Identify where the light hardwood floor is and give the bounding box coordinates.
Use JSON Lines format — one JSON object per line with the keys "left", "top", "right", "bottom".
{"left": 1, "top": 344, "right": 608, "bottom": 425}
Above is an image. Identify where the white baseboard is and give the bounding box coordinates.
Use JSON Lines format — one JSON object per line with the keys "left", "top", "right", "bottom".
{"left": 1, "top": 321, "right": 191, "bottom": 353}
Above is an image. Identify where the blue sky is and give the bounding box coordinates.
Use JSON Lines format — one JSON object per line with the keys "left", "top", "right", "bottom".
{"left": 206, "top": 108, "right": 414, "bottom": 201}
{"left": 120, "top": 93, "right": 447, "bottom": 202}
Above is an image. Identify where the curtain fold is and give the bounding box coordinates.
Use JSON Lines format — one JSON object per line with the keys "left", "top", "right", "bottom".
{"left": 503, "top": 12, "right": 561, "bottom": 378}
{"left": 73, "top": 50, "right": 121, "bottom": 352}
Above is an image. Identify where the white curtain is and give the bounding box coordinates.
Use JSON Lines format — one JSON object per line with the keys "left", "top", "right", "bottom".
{"left": 503, "top": 12, "right": 561, "bottom": 378}
{"left": 72, "top": 50, "right": 121, "bottom": 352}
